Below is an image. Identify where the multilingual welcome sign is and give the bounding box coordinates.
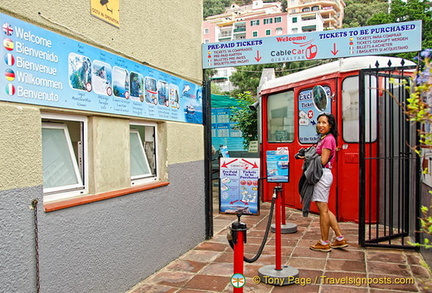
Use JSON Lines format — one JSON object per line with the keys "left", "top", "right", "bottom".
{"left": 0, "top": 12, "right": 203, "bottom": 124}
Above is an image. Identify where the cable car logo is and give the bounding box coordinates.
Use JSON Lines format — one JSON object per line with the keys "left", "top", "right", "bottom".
{"left": 306, "top": 44, "right": 318, "bottom": 59}
{"left": 293, "top": 39, "right": 318, "bottom": 60}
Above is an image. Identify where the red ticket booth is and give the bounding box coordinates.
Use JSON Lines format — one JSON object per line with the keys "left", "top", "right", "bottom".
{"left": 258, "top": 56, "right": 414, "bottom": 222}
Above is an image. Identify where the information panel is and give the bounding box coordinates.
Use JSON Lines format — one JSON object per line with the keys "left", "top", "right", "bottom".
{"left": 203, "top": 20, "right": 422, "bottom": 69}
{"left": 219, "top": 157, "right": 260, "bottom": 215}
{"left": 266, "top": 147, "right": 289, "bottom": 183}
{"left": 0, "top": 12, "right": 203, "bottom": 124}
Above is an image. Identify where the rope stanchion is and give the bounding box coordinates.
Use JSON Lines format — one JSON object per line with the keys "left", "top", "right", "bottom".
{"left": 258, "top": 185, "right": 299, "bottom": 286}
{"left": 227, "top": 199, "right": 275, "bottom": 263}
{"left": 271, "top": 184, "right": 297, "bottom": 234}
{"left": 227, "top": 185, "right": 299, "bottom": 289}
{"left": 227, "top": 199, "right": 275, "bottom": 291}
{"left": 228, "top": 210, "right": 247, "bottom": 292}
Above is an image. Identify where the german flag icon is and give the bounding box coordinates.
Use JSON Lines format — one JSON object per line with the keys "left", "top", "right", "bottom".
{"left": 5, "top": 68, "right": 15, "bottom": 81}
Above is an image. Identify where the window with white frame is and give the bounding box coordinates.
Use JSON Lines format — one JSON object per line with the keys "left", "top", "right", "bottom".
{"left": 276, "top": 27, "right": 283, "bottom": 35}
{"left": 264, "top": 18, "right": 273, "bottom": 25}
{"left": 130, "top": 122, "right": 157, "bottom": 185}
{"left": 274, "top": 17, "right": 282, "bottom": 23}
{"left": 250, "top": 20, "right": 260, "bottom": 26}
{"left": 41, "top": 113, "right": 87, "bottom": 202}
{"left": 204, "top": 28, "right": 209, "bottom": 34}
{"left": 266, "top": 29, "right": 271, "bottom": 36}
{"left": 253, "top": 31, "right": 258, "bottom": 37}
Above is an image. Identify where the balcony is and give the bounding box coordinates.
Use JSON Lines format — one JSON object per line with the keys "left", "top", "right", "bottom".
{"left": 233, "top": 27, "right": 246, "bottom": 33}
{"left": 218, "top": 35, "right": 232, "bottom": 41}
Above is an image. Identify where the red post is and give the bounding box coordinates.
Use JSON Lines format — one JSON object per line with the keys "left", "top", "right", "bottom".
{"left": 233, "top": 230, "right": 244, "bottom": 293}
{"left": 281, "top": 185, "right": 286, "bottom": 225}
{"left": 274, "top": 186, "right": 282, "bottom": 271}
{"left": 231, "top": 213, "right": 247, "bottom": 292}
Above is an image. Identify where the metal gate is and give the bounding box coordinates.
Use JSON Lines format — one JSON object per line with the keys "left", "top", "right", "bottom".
{"left": 358, "top": 59, "right": 421, "bottom": 249}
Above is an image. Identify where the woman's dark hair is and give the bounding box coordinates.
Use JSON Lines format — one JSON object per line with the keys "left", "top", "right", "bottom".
{"left": 317, "top": 113, "right": 338, "bottom": 140}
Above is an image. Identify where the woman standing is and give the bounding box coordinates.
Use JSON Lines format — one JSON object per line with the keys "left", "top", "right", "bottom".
{"left": 309, "top": 113, "right": 348, "bottom": 252}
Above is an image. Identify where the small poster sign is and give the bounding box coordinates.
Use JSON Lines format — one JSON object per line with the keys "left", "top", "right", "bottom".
{"left": 266, "top": 147, "right": 289, "bottom": 183}
{"left": 219, "top": 158, "right": 260, "bottom": 215}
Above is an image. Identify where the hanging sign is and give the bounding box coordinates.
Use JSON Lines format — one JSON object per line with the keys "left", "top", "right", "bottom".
{"left": 219, "top": 157, "right": 260, "bottom": 215}
{"left": 202, "top": 20, "right": 422, "bottom": 69}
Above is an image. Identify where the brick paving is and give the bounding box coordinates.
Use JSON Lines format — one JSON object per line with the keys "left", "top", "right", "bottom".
{"left": 127, "top": 191, "right": 432, "bottom": 293}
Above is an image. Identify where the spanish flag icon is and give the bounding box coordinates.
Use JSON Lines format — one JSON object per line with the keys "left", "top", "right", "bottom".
{"left": 5, "top": 68, "right": 15, "bottom": 81}
{"left": 3, "top": 38, "right": 14, "bottom": 51}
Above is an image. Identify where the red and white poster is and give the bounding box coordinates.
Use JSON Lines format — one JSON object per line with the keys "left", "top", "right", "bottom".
{"left": 219, "top": 158, "right": 260, "bottom": 215}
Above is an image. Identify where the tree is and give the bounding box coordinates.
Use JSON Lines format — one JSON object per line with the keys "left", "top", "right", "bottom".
{"left": 367, "top": 0, "right": 432, "bottom": 58}
{"left": 280, "top": 0, "right": 287, "bottom": 12}
{"left": 229, "top": 64, "right": 271, "bottom": 97}
{"left": 403, "top": 49, "right": 432, "bottom": 249}
{"left": 342, "top": 0, "right": 388, "bottom": 28}
{"left": 229, "top": 91, "right": 258, "bottom": 148}
{"left": 203, "top": 0, "right": 232, "bottom": 19}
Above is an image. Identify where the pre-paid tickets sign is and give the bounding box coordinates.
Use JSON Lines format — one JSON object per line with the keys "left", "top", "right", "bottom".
{"left": 202, "top": 20, "right": 422, "bottom": 69}
{"left": 219, "top": 158, "right": 260, "bottom": 215}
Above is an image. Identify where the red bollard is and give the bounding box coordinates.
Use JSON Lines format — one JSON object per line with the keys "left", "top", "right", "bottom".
{"left": 230, "top": 212, "right": 247, "bottom": 292}
{"left": 274, "top": 186, "right": 282, "bottom": 270}
{"left": 271, "top": 184, "right": 297, "bottom": 234}
{"left": 281, "top": 185, "right": 286, "bottom": 226}
{"left": 258, "top": 185, "right": 299, "bottom": 286}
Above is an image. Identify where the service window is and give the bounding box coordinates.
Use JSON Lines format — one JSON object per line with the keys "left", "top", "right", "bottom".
{"left": 41, "top": 114, "right": 87, "bottom": 202}
{"left": 267, "top": 90, "right": 294, "bottom": 142}
{"left": 342, "top": 76, "right": 377, "bottom": 142}
{"left": 130, "top": 122, "right": 157, "bottom": 185}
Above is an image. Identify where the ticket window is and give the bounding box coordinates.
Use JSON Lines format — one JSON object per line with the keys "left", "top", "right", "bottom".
{"left": 267, "top": 90, "right": 295, "bottom": 143}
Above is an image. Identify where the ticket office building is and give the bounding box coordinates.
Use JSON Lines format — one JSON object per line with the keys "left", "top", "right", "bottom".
{"left": 0, "top": 5, "right": 205, "bottom": 293}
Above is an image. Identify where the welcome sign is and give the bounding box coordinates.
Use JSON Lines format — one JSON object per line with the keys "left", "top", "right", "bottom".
{"left": 203, "top": 20, "right": 422, "bottom": 69}
{"left": 0, "top": 12, "right": 203, "bottom": 124}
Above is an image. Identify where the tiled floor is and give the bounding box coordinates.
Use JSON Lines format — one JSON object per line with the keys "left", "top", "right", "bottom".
{"left": 127, "top": 189, "right": 432, "bottom": 293}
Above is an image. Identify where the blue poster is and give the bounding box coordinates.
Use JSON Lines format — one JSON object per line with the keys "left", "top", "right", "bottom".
{"left": 219, "top": 158, "right": 260, "bottom": 215}
{"left": 298, "top": 85, "right": 332, "bottom": 144}
{"left": 266, "top": 148, "right": 289, "bottom": 183}
{"left": 0, "top": 13, "right": 202, "bottom": 124}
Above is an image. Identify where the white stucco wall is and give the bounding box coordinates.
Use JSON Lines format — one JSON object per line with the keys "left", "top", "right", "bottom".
{"left": 0, "top": 102, "right": 42, "bottom": 190}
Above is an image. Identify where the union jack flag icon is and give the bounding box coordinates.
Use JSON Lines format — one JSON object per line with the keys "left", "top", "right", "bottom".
{"left": 3, "top": 23, "right": 13, "bottom": 36}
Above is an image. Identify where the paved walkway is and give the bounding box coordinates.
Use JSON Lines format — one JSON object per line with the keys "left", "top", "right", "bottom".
{"left": 127, "top": 194, "right": 432, "bottom": 293}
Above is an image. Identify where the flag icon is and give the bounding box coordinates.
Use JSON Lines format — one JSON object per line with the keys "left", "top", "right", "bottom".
{"left": 2, "top": 23, "right": 13, "bottom": 36}
{"left": 5, "top": 68, "right": 15, "bottom": 81}
{"left": 5, "top": 84, "right": 15, "bottom": 95}
{"left": 3, "top": 38, "right": 14, "bottom": 51}
{"left": 4, "top": 53, "right": 14, "bottom": 66}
